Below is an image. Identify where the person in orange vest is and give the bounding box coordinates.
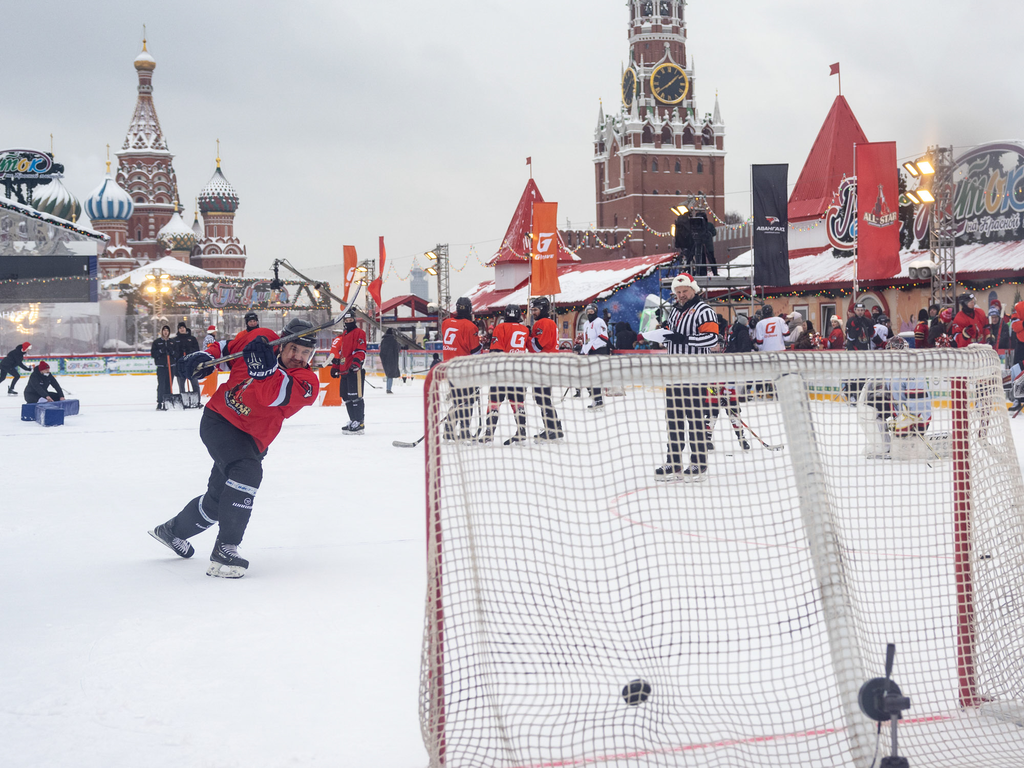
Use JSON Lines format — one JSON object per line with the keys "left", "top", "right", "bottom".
{"left": 329, "top": 312, "right": 368, "bottom": 435}
{"left": 441, "top": 297, "right": 483, "bottom": 440}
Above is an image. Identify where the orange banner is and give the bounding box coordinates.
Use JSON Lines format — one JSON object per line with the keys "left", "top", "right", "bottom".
{"left": 342, "top": 245, "right": 358, "bottom": 302}
{"left": 530, "top": 202, "right": 560, "bottom": 296}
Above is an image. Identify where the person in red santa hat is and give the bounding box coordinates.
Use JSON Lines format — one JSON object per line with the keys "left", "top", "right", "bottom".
{"left": 1, "top": 342, "right": 33, "bottom": 396}
{"left": 24, "top": 360, "right": 65, "bottom": 404}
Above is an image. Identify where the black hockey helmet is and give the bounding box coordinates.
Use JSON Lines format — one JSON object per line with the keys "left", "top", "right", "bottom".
{"left": 343, "top": 311, "right": 357, "bottom": 327}
{"left": 282, "top": 318, "right": 316, "bottom": 348}
{"left": 585, "top": 303, "right": 598, "bottom": 316}
{"left": 504, "top": 303, "right": 522, "bottom": 322}
{"left": 530, "top": 296, "right": 551, "bottom": 317}
{"left": 761, "top": 304, "right": 774, "bottom": 318}
{"left": 244, "top": 311, "right": 259, "bottom": 327}
{"left": 455, "top": 296, "right": 473, "bottom": 319}
{"left": 958, "top": 293, "right": 975, "bottom": 309}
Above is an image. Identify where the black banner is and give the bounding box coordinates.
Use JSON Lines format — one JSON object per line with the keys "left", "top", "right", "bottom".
{"left": 752, "top": 164, "right": 790, "bottom": 287}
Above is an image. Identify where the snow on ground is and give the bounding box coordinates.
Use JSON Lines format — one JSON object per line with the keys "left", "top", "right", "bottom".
{"left": 4, "top": 373, "right": 1024, "bottom": 768}
{"left": 0, "top": 374, "right": 429, "bottom": 768}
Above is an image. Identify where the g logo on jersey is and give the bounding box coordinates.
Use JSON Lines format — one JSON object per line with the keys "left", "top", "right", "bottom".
{"left": 444, "top": 327, "right": 459, "bottom": 345}
{"left": 510, "top": 330, "right": 527, "bottom": 350}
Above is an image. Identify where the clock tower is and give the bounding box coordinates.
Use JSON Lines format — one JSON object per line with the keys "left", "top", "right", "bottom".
{"left": 592, "top": 0, "right": 725, "bottom": 258}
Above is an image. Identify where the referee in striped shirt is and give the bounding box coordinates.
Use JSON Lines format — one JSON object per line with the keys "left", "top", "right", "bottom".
{"left": 646, "top": 273, "right": 721, "bottom": 480}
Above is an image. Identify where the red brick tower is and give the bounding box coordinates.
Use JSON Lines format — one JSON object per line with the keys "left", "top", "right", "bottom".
{"left": 590, "top": 0, "right": 726, "bottom": 258}
{"left": 116, "top": 37, "right": 180, "bottom": 264}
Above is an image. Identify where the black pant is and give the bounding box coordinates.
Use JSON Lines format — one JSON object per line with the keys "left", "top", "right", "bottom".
{"left": 155, "top": 365, "right": 172, "bottom": 403}
{"left": 666, "top": 384, "right": 711, "bottom": 469}
{"left": 340, "top": 369, "right": 365, "bottom": 423}
{"left": 533, "top": 386, "right": 562, "bottom": 433}
{"left": 176, "top": 373, "right": 200, "bottom": 394}
{"left": 0, "top": 365, "right": 22, "bottom": 390}
{"left": 168, "top": 409, "right": 266, "bottom": 546}
{"left": 446, "top": 386, "right": 478, "bottom": 439}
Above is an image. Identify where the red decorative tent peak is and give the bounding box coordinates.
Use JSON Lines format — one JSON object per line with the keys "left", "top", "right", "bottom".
{"left": 487, "top": 178, "right": 578, "bottom": 266}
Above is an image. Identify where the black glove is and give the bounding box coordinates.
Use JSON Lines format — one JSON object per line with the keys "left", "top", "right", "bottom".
{"left": 242, "top": 337, "right": 278, "bottom": 379}
{"left": 665, "top": 332, "right": 690, "bottom": 345}
{"left": 177, "top": 351, "right": 215, "bottom": 380}
{"left": 348, "top": 362, "right": 361, "bottom": 373}
{"left": 329, "top": 358, "right": 341, "bottom": 378}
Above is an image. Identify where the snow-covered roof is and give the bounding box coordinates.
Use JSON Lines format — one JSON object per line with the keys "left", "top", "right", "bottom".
{"left": 101, "top": 255, "right": 218, "bottom": 288}
{"left": 467, "top": 253, "right": 677, "bottom": 313}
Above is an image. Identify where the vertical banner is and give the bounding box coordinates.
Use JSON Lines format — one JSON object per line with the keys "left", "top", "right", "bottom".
{"left": 856, "top": 141, "right": 901, "bottom": 280}
{"left": 367, "top": 236, "right": 385, "bottom": 309}
{"left": 342, "top": 245, "right": 358, "bottom": 302}
{"left": 752, "top": 164, "right": 790, "bottom": 287}
{"left": 530, "top": 201, "right": 561, "bottom": 296}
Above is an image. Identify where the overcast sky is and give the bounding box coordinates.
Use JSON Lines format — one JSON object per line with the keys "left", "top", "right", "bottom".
{"left": 5, "top": 0, "right": 1022, "bottom": 300}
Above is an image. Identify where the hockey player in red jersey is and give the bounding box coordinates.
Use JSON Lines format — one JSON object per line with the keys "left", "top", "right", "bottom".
{"left": 529, "top": 296, "right": 564, "bottom": 441}
{"left": 329, "top": 312, "right": 368, "bottom": 434}
{"left": 441, "top": 296, "right": 483, "bottom": 440}
{"left": 149, "top": 318, "right": 321, "bottom": 578}
{"left": 478, "top": 304, "right": 530, "bottom": 445}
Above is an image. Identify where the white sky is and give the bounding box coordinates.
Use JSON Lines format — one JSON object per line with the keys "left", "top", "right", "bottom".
{"left": 5, "top": 0, "right": 1022, "bottom": 300}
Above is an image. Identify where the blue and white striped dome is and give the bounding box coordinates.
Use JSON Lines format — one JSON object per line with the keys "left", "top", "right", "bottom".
{"left": 85, "top": 173, "right": 134, "bottom": 221}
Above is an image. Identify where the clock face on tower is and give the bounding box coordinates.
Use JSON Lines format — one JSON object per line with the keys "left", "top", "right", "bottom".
{"left": 621, "top": 68, "right": 637, "bottom": 108}
{"left": 650, "top": 62, "right": 689, "bottom": 105}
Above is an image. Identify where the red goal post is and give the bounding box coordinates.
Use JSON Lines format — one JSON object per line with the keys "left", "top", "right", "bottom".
{"left": 421, "top": 347, "right": 1024, "bottom": 768}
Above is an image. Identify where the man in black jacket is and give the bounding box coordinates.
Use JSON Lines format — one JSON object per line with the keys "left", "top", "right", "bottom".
{"left": 845, "top": 303, "right": 874, "bottom": 350}
{"left": 151, "top": 326, "right": 175, "bottom": 410}
{"left": 24, "top": 361, "right": 64, "bottom": 404}
{"left": 173, "top": 322, "right": 201, "bottom": 395}
{"left": 378, "top": 327, "right": 401, "bottom": 393}
{"left": 1, "top": 342, "right": 33, "bottom": 395}
{"left": 725, "top": 315, "right": 753, "bottom": 352}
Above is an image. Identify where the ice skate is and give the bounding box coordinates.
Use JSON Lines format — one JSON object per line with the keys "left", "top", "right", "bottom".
{"left": 148, "top": 521, "right": 195, "bottom": 558}
{"left": 341, "top": 420, "right": 365, "bottom": 435}
{"left": 7, "top": 389, "right": 17, "bottom": 396}
{"left": 654, "top": 463, "right": 682, "bottom": 481}
{"left": 207, "top": 540, "right": 248, "bottom": 579}
{"left": 503, "top": 431, "right": 527, "bottom": 445}
{"left": 533, "top": 429, "right": 564, "bottom": 443}
{"left": 681, "top": 464, "right": 708, "bottom": 482}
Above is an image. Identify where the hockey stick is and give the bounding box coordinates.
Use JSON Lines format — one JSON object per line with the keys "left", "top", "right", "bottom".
{"left": 392, "top": 435, "right": 425, "bottom": 448}
{"left": 197, "top": 284, "right": 362, "bottom": 372}
{"left": 735, "top": 417, "right": 784, "bottom": 451}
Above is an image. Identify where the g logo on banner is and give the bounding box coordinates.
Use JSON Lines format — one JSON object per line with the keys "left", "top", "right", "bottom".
{"left": 536, "top": 233, "right": 554, "bottom": 256}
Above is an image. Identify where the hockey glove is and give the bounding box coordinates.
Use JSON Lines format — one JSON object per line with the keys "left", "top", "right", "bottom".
{"left": 329, "top": 358, "right": 341, "bottom": 378}
{"left": 177, "top": 351, "right": 215, "bottom": 380}
{"left": 243, "top": 337, "right": 279, "bottom": 379}
{"left": 665, "top": 332, "right": 690, "bottom": 345}
{"left": 348, "top": 362, "right": 362, "bottom": 373}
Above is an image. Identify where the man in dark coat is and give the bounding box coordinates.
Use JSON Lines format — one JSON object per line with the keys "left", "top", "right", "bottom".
{"left": 1, "top": 342, "right": 33, "bottom": 395}
{"left": 173, "top": 322, "right": 201, "bottom": 394}
{"left": 378, "top": 328, "right": 402, "bottom": 393}
{"left": 23, "top": 361, "right": 64, "bottom": 404}
{"left": 614, "top": 322, "right": 637, "bottom": 350}
{"left": 151, "top": 326, "right": 175, "bottom": 410}
{"left": 845, "top": 303, "right": 874, "bottom": 350}
{"left": 724, "top": 315, "right": 753, "bottom": 352}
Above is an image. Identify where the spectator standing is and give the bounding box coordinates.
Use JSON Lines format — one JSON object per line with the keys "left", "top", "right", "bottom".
{"left": 754, "top": 306, "right": 786, "bottom": 351}
{"left": 379, "top": 327, "right": 401, "bottom": 394}
{"left": 914, "top": 309, "right": 930, "bottom": 348}
{"left": 794, "top": 320, "right": 816, "bottom": 350}
{"left": 173, "top": 322, "right": 201, "bottom": 395}
{"left": 724, "top": 315, "right": 753, "bottom": 353}
{"left": 1, "top": 342, "right": 32, "bottom": 396}
{"left": 151, "top": 326, "right": 175, "bottom": 410}
{"left": 825, "top": 317, "right": 845, "bottom": 349}
{"left": 203, "top": 324, "right": 217, "bottom": 349}
{"left": 928, "top": 308, "right": 954, "bottom": 347}
{"left": 614, "top": 322, "right": 637, "bottom": 351}
{"left": 23, "top": 361, "right": 64, "bottom": 403}
{"left": 951, "top": 294, "right": 988, "bottom": 347}
{"left": 845, "top": 303, "right": 874, "bottom": 350}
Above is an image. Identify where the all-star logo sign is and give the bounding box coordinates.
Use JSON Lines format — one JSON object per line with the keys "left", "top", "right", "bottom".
{"left": 862, "top": 184, "right": 898, "bottom": 228}
{"left": 826, "top": 176, "right": 858, "bottom": 252}
{"left": 755, "top": 214, "right": 786, "bottom": 235}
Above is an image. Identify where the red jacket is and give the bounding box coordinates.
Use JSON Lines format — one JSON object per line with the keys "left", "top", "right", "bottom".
{"left": 329, "top": 327, "right": 367, "bottom": 370}
{"left": 825, "top": 327, "right": 845, "bottom": 350}
{"left": 914, "top": 321, "right": 930, "bottom": 349}
{"left": 952, "top": 307, "right": 988, "bottom": 348}
{"left": 207, "top": 328, "right": 320, "bottom": 452}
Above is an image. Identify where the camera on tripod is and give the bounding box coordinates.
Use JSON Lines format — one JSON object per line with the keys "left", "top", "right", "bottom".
{"left": 859, "top": 643, "right": 912, "bottom": 768}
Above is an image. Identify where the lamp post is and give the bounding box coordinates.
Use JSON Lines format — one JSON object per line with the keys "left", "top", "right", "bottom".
{"left": 143, "top": 270, "right": 173, "bottom": 334}
{"left": 354, "top": 259, "right": 377, "bottom": 342}
{"left": 425, "top": 244, "right": 450, "bottom": 339}
{"left": 905, "top": 148, "right": 955, "bottom": 309}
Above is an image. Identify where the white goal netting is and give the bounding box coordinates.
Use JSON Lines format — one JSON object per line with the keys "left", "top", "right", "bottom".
{"left": 420, "top": 348, "right": 1024, "bottom": 768}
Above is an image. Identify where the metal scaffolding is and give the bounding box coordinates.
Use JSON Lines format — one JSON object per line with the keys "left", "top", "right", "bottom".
{"left": 928, "top": 145, "right": 957, "bottom": 309}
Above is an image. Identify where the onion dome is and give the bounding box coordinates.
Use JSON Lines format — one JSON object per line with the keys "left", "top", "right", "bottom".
{"left": 157, "top": 206, "right": 198, "bottom": 252}
{"left": 198, "top": 166, "right": 239, "bottom": 214}
{"left": 134, "top": 39, "right": 156, "bottom": 71}
{"left": 32, "top": 177, "right": 83, "bottom": 223}
{"left": 85, "top": 168, "right": 134, "bottom": 221}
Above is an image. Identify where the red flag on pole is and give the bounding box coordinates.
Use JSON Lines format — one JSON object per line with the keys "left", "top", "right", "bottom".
{"left": 530, "top": 201, "right": 561, "bottom": 296}
{"left": 367, "top": 237, "right": 385, "bottom": 310}
{"left": 829, "top": 62, "right": 840, "bottom": 75}
{"left": 855, "top": 141, "right": 901, "bottom": 281}
{"left": 526, "top": 157, "right": 531, "bottom": 166}
{"left": 342, "top": 245, "right": 358, "bottom": 302}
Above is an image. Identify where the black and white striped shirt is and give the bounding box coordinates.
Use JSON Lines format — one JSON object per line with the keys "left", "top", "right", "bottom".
{"left": 665, "top": 297, "right": 720, "bottom": 354}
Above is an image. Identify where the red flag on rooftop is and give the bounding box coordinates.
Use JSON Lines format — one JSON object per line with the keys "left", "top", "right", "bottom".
{"left": 855, "top": 141, "right": 901, "bottom": 281}
{"left": 829, "top": 62, "right": 840, "bottom": 76}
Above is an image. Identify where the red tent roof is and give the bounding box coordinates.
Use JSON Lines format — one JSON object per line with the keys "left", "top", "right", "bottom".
{"left": 788, "top": 96, "right": 869, "bottom": 222}
{"left": 487, "top": 178, "right": 578, "bottom": 266}
{"left": 378, "top": 294, "right": 431, "bottom": 316}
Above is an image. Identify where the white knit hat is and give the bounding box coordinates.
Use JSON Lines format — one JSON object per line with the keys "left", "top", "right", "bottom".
{"left": 670, "top": 272, "right": 701, "bottom": 294}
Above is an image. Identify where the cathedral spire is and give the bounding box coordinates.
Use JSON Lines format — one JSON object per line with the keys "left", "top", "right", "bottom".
{"left": 122, "top": 36, "right": 168, "bottom": 155}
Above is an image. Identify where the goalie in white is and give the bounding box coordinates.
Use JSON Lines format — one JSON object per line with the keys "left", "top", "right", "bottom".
{"left": 856, "top": 335, "right": 933, "bottom": 457}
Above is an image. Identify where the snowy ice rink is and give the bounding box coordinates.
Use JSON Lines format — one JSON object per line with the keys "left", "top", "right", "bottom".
{"left": 4, "top": 372, "right": 1024, "bottom": 767}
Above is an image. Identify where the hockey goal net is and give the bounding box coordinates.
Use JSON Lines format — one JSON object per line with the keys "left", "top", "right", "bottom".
{"left": 420, "top": 347, "right": 1024, "bottom": 768}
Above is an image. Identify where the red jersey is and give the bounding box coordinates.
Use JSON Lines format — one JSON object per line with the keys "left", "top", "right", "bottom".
{"left": 206, "top": 327, "right": 320, "bottom": 452}
{"left": 442, "top": 317, "right": 481, "bottom": 361}
{"left": 529, "top": 317, "right": 559, "bottom": 353}
{"left": 490, "top": 322, "right": 530, "bottom": 353}
{"left": 952, "top": 308, "right": 988, "bottom": 348}
{"left": 825, "top": 327, "right": 845, "bottom": 350}
{"left": 329, "top": 327, "right": 367, "bottom": 369}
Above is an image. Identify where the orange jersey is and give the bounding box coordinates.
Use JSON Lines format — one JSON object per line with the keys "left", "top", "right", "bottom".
{"left": 490, "top": 322, "right": 530, "bottom": 353}
{"left": 530, "top": 317, "right": 559, "bottom": 353}
{"left": 442, "top": 317, "right": 481, "bottom": 361}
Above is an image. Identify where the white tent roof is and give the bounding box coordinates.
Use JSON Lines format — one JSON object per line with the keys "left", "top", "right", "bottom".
{"left": 101, "top": 256, "right": 219, "bottom": 288}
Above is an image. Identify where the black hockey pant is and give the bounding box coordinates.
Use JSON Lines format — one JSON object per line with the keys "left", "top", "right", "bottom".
{"left": 168, "top": 409, "right": 265, "bottom": 546}
{"left": 533, "top": 386, "right": 562, "bottom": 433}
{"left": 156, "top": 365, "right": 173, "bottom": 403}
{"left": 666, "top": 384, "right": 711, "bottom": 470}
{"left": 340, "top": 369, "right": 365, "bottom": 423}
{"left": 445, "top": 387, "right": 478, "bottom": 439}
{"left": 484, "top": 386, "right": 526, "bottom": 436}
